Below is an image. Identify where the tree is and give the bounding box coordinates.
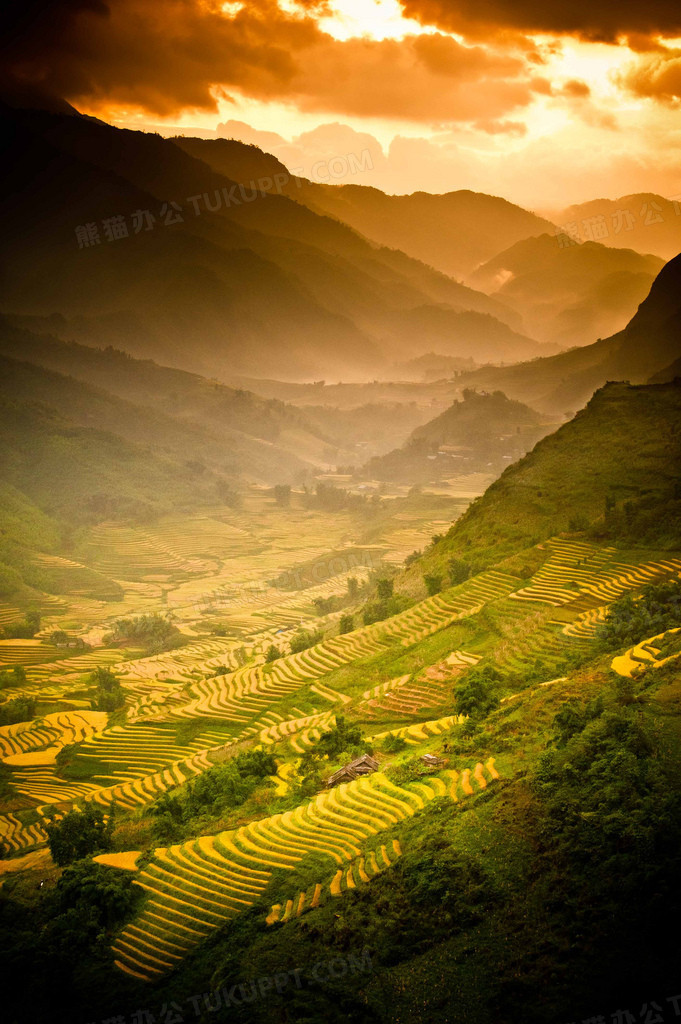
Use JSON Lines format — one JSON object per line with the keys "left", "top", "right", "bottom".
{"left": 598, "top": 581, "right": 681, "bottom": 649}
{"left": 290, "top": 628, "right": 323, "bottom": 654}
{"left": 315, "top": 715, "right": 364, "bottom": 758}
{"left": 45, "top": 803, "right": 114, "bottom": 866}
{"left": 424, "top": 573, "right": 442, "bottom": 596}
{"left": 347, "top": 577, "right": 359, "bottom": 599}
{"left": 0, "top": 666, "right": 26, "bottom": 690}
{"left": 0, "top": 610, "right": 42, "bottom": 640}
{"left": 339, "top": 614, "right": 354, "bottom": 635}
{"left": 376, "top": 577, "right": 394, "bottom": 600}
{"left": 54, "top": 859, "right": 140, "bottom": 929}
{"left": 25, "top": 609, "right": 41, "bottom": 635}
{"left": 90, "top": 667, "right": 125, "bottom": 712}
{"left": 273, "top": 484, "right": 291, "bottom": 507}
{"left": 0, "top": 696, "right": 36, "bottom": 727}
{"left": 104, "top": 612, "right": 183, "bottom": 654}
{"left": 265, "top": 644, "right": 281, "bottom": 662}
{"left": 455, "top": 667, "right": 501, "bottom": 719}
{"left": 449, "top": 559, "right": 471, "bottom": 585}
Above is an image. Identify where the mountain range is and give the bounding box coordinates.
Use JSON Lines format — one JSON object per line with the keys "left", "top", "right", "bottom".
{"left": 2, "top": 103, "right": 551, "bottom": 382}
{"left": 454, "top": 251, "right": 681, "bottom": 415}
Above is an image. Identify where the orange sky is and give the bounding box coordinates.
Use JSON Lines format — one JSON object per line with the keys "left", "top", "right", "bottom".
{"left": 5, "top": 0, "right": 681, "bottom": 210}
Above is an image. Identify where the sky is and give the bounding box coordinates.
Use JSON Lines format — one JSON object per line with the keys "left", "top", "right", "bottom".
{"left": 4, "top": 0, "right": 681, "bottom": 210}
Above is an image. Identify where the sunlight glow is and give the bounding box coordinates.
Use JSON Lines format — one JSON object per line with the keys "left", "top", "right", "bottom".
{"left": 317, "top": 0, "right": 433, "bottom": 41}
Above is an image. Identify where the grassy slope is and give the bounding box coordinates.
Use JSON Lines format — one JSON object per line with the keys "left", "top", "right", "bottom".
{"left": 0, "top": 320, "right": 346, "bottom": 472}
{"left": 1, "top": 383, "right": 680, "bottom": 1022}
{"left": 364, "top": 389, "right": 557, "bottom": 483}
{"left": 408, "top": 380, "right": 681, "bottom": 583}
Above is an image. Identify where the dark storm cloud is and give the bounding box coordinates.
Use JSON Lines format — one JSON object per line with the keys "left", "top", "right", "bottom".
{"left": 1, "top": 0, "right": 317, "bottom": 114}
{"left": 0, "top": 0, "right": 546, "bottom": 122}
{"left": 399, "top": 0, "right": 681, "bottom": 42}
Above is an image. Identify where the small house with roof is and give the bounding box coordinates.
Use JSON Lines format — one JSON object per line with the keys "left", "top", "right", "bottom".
{"left": 325, "top": 753, "right": 379, "bottom": 788}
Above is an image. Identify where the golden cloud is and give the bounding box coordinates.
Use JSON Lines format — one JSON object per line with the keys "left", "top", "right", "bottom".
{"left": 0, "top": 0, "right": 555, "bottom": 123}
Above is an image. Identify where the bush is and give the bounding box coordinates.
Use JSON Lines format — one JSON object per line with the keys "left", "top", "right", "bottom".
{"left": 90, "top": 667, "right": 125, "bottom": 712}
{"left": 0, "top": 610, "right": 41, "bottom": 640}
{"left": 0, "top": 666, "right": 27, "bottom": 690}
{"left": 150, "top": 749, "right": 277, "bottom": 836}
{"left": 0, "top": 695, "right": 36, "bottom": 726}
{"left": 339, "top": 614, "right": 354, "bottom": 635}
{"left": 449, "top": 559, "right": 471, "bottom": 585}
{"left": 290, "top": 628, "right": 323, "bottom": 654}
{"left": 423, "top": 573, "right": 442, "bottom": 596}
{"left": 45, "top": 803, "right": 114, "bottom": 866}
{"left": 381, "top": 732, "right": 407, "bottom": 753}
{"left": 455, "top": 666, "right": 501, "bottom": 719}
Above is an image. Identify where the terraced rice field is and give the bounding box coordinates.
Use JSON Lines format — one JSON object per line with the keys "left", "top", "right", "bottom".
{"left": 9, "top": 721, "right": 226, "bottom": 808}
{"left": 358, "top": 675, "right": 448, "bottom": 718}
{"left": 0, "top": 605, "right": 24, "bottom": 627}
{"left": 112, "top": 761, "right": 497, "bottom": 980}
{"left": 511, "top": 540, "right": 681, "bottom": 609}
{"left": 79, "top": 522, "right": 213, "bottom": 580}
{"left": 22, "top": 647, "right": 126, "bottom": 681}
{"left": 32, "top": 554, "right": 122, "bottom": 600}
{"left": 169, "top": 571, "right": 517, "bottom": 723}
{"left": 70, "top": 723, "right": 225, "bottom": 784}
{"left": 9, "top": 765, "right": 104, "bottom": 805}
{"left": 562, "top": 604, "right": 610, "bottom": 639}
{"left": 370, "top": 714, "right": 467, "bottom": 745}
{"left": 258, "top": 710, "right": 336, "bottom": 747}
{"left": 0, "top": 640, "right": 64, "bottom": 666}
{"left": 267, "top": 837, "right": 404, "bottom": 924}
{"left": 85, "top": 749, "right": 216, "bottom": 811}
{"left": 0, "top": 811, "right": 49, "bottom": 854}
{"left": 611, "top": 627, "right": 681, "bottom": 678}
{"left": 0, "top": 710, "right": 107, "bottom": 760}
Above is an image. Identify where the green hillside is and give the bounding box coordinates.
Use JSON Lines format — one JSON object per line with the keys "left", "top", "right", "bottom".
{"left": 410, "top": 380, "right": 681, "bottom": 581}
{"left": 1, "top": 375, "right": 680, "bottom": 1024}
{"left": 363, "top": 389, "right": 557, "bottom": 483}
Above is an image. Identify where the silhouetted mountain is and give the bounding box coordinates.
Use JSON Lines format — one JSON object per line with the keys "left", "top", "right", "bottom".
{"left": 468, "top": 234, "right": 663, "bottom": 348}
{"left": 453, "top": 253, "right": 681, "bottom": 414}
{"left": 174, "top": 136, "right": 555, "bottom": 282}
{"left": 550, "top": 193, "right": 681, "bottom": 261}
{"left": 0, "top": 104, "right": 542, "bottom": 381}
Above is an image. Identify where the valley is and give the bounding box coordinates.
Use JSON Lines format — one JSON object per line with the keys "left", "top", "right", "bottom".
{"left": 1, "top": 377, "right": 680, "bottom": 1023}
{"left": 2, "top": 48, "right": 681, "bottom": 1024}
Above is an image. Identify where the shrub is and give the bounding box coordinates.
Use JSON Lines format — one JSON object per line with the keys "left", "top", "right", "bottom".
{"left": 424, "top": 573, "right": 442, "bottom": 596}
{"left": 45, "top": 804, "right": 114, "bottom": 866}
{"left": 90, "top": 667, "right": 125, "bottom": 712}
{"left": 0, "top": 695, "right": 36, "bottom": 726}
{"left": 290, "top": 628, "right": 323, "bottom": 654}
